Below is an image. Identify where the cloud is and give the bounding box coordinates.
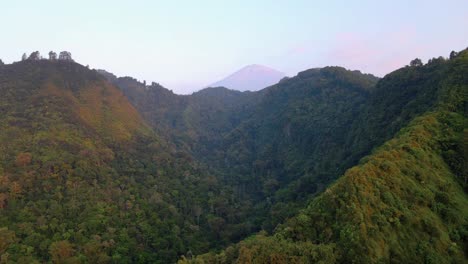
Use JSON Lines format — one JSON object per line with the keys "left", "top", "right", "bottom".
{"left": 287, "top": 44, "right": 311, "bottom": 56}
{"left": 328, "top": 32, "right": 378, "bottom": 61}
{"left": 325, "top": 28, "right": 425, "bottom": 76}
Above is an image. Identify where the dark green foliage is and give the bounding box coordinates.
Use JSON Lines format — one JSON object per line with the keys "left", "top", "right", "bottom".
{"left": 110, "top": 67, "right": 382, "bottom": 233}
{"left": 112, "top": 60, "right": 451, "bottom": 235}
{"left": 278, "top": 111, "right": 467, "bottom": 263}
{"left": 183, "top": 49, "right": 468, "bottom": 263}
{"left": 108, "top": 50, "right": 467, "bottom": 263}
{"left": 0, "top": 60, "right": 248, "bottom": 263}
{"left": 410, "top": 58, "right": 423, "bottom": 67}
{"left": 0, "top": 48, "right": 466, "bottom": 263}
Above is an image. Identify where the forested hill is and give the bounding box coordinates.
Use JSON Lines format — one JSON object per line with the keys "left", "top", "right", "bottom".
{"left": 0, "top": 48, "right": 465, "bottom": 263}
{"left": 106, "top": 62, "right": 448, "bottom": 233}
{"left": 98, "top": 71, "right": 259, "bottom": 150}
{"left": 0, "top": 60, "right": 258, "bottom": 263}
{"left": 183, "top": 50, "right": 468, "bottom": 263}
{"left": 100, "top": 49, "right": 467, "bottom": 263}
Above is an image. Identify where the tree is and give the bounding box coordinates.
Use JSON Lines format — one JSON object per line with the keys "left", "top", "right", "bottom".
{"left": 15, "top": 152, "right": 32, "bottom": 167}
{"left": 449, "top": 51, "right": 458, "bottom": 60}
{"left": 83, "top": 240, "right": 111, "bottom": 263}
{"left": 49, "top": 51, "right": 57, "bottom": 60}
{"left": 59, "top": 51, "right": 73, "bottom": 61}
{"left": 28, "top": 51, "right": 41, "bottom": 60}
{"left": 410, "top": 58, "right": 423, "bottom": 67}
{"left": 0, "top": 228, "right": 15, "bottom": 255}
{"left": 0, "top": 193, "right": 8, "bottom": 209}
{"left": 21, "top": 53, "right": 27, "bottom": 61}
{"left": 49, "top": 240, "right": 75, "bottom": 263}
{"left": 192, "top": 204, "right": 202, "bottom": 224}
{"left": 8, "top": 182, "right": 22, "bottom": 199}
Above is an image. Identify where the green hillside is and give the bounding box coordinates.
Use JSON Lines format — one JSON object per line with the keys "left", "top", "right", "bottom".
{"left": 106, "top": 67, "right": 381, "bottom": 230}
{"left": 186, "top": 110, "right": 466, "bottom": 263}
{"left": 180, "top": 50, "right": 468, "bottom": 263}
{"left": 0, "top": 48, "right": 465, "bottom": 263}
{"left": 0, "top": 60, "right": 245, "bottom": 263}
{"left": 108, "top": 56, "right": 460, "bottom": 235}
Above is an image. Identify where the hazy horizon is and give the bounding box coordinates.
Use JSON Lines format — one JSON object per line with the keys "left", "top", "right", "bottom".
{"left": 1, "top": 0, "right": 467, "bottom": 94}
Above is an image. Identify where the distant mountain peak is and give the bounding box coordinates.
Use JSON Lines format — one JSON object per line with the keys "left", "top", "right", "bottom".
{"left": 210, "top": 64, "right": 286, "bottom": 91}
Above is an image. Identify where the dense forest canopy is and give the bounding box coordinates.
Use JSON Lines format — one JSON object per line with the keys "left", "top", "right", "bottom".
{"left": 0, "top": 60, "right": 250, "bottom": 263}
{"left": 0, "top": 48, "right": 466, "bottom": 263}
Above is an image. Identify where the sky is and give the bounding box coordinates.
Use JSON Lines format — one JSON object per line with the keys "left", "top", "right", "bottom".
{"left": 1, "top": 0, "right": 467, "bottom": 94}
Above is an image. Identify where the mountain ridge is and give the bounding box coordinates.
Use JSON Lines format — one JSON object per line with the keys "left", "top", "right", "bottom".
{"left": 97, "top": 49, "right": 467, "bottom": 263}
{"left": 0, "top": 49, "right": 465, "bottom": 263}
{"left": 0, "top": 59, "right": 254, "bottom": 263}
{"left": 182, "top": 48, "right": 468, "bottom": 264}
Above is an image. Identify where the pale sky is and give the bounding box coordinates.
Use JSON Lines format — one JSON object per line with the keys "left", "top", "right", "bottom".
{"left": 1, "top": 0, "right": 467, "bottom": 94}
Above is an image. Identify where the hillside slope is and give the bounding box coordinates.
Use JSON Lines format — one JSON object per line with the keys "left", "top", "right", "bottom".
{"left": 187, "top": 110, "right": 467, "bottom": 263}
{"left": 104, "top": 67, "right": 382, "bottom": 231}
{"left": 107, "top": 61, "right": 454, "bottom": 233}
{"left": 182, "top": 50, "right": 468, "bottom": 263}
{"left": 0, "top": 60, "right": 245, "bottom": 263}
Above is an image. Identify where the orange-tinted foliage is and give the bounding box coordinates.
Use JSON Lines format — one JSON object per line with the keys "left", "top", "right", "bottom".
{"left": 14, "top": 152, "right": 32, "bottom": 167}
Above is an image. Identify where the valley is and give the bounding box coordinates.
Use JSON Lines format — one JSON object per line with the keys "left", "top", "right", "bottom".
{"left": 0, "top": 49, "right": 466, "bottom": 263}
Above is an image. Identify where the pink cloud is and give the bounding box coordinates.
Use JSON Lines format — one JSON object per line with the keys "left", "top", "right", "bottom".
{"left": 325, "top": 28, "right": 426, "bottom": 76}
{"left": 329, "top": 32, "right": 377, "bottom": 60}
{"left": 288, "top": 44, "right": 311, "bottom": 56}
